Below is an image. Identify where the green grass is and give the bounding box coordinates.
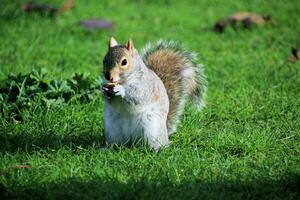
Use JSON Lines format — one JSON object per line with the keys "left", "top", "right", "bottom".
{"left": 1, "top": 0, "right": 300, "bottom": 199}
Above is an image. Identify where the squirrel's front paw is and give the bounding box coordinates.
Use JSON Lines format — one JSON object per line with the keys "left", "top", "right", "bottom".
{"left": 102, "top": 83, "right": 125, "bottom": 98}
{"left": 102, "top": 84, "right": 115, "bottom": 98}
{"left": 112, "top": 85, "right": 125, "bottom": 97}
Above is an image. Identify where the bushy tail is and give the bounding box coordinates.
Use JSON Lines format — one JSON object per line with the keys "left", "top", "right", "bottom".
{"left": 141, "top": 40, "right": 207, "bottom": 134}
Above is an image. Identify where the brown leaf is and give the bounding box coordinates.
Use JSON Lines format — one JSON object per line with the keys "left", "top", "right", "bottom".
{"left": 21, "top": 0, "right": 75, "bottom": 16}
{"left": 214, "top": 12, "right": 271, "bottom": 33}
{"left": 288, "top": 47, "right": 299, "bottom": 63}
{"left": 80, "top": 19, "right": 114, "bottom": 32}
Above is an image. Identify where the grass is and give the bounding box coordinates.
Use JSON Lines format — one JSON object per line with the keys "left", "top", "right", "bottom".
{"left": 0, "top": 0, "right": 300, "bottom": 199}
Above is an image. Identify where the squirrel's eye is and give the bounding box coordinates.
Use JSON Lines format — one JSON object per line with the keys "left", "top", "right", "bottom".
{"left": 121, "top": 59, "right": 127, "bottom": 66}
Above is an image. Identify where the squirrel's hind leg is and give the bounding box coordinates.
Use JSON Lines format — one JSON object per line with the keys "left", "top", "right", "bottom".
{"left": 142, "top": 114, "right": 169, "bottom": 150}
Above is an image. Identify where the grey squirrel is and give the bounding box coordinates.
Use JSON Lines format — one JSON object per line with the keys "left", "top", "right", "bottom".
{"left": 101, "top": 37, "right": 207, "bottom": 149}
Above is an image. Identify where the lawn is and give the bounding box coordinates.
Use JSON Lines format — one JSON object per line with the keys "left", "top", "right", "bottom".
{"left": 0, "top": 0, "right": 300, "bottom": 199}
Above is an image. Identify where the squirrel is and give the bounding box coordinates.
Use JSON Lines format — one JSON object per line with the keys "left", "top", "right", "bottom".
{"left": 101, "top": 37, "right": 207, "bottom": 149}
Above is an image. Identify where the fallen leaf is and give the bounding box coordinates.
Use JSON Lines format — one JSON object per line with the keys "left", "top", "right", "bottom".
{"left": 59, "top": 0, "right": 76, "bottom": 13}
{"left": 21, "top": 0, "right": 75, "bottom": 16}
{"left": 80, "top": 19, "right": 114, "bottom": 32}
{"left": 214, "top": 12, "right": 271, "bottom": 33}
{"left": 288, "top": 47, "right": 299, "bottom": 63}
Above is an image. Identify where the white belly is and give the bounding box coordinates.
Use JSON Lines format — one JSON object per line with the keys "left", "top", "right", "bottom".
{"left": 104, "top": 100, "right": 168, "bottom": 148}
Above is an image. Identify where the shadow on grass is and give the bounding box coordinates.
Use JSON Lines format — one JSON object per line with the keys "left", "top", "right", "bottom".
{"left": 0, "top": 174, "right": 299, "bottom": 200}
{"left": 0, "top": 131, "right": 105, "bottom": 153}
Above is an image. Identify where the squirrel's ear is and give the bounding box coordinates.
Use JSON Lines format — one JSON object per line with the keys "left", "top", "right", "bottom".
{"left": 109, "top": 37, "right": 118, "bottom": 48}
{"left": 126, "top": 38, "right": 134, "bottom": 51}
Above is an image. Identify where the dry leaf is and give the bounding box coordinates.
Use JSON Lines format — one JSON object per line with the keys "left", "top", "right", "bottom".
{"left": 80, "top": 19, "right": 114, "bottom": 32}
{"left": 288, "top": 47, "right": 299, "bottom": 63}
{"left": 214, "top": 12, "right": 271, "bottom": 33}
{"left": 21, "top": 0, "right": 75, "bottom": 16}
